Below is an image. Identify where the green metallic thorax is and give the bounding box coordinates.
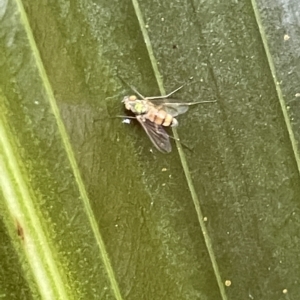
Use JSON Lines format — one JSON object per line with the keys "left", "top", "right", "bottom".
{"left": 132, "top": 100, "right": 148, "bottom": 114}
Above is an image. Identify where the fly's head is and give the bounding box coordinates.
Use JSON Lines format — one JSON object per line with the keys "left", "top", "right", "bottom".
{"left": 122, "top": 95, "right": 135, "bottom": 111}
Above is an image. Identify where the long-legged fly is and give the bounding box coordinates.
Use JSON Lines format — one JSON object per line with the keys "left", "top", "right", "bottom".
{"left": 122, "top": 84, "right": 215, "bottom": 153}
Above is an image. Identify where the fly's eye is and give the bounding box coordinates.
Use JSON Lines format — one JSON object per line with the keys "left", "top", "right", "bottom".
{"left": 122, "top": 96, "right": 129, "bottom": 103}
{"left": 129, "top": 95, "right": 137, "bottom": 101}
{"left": 124, "top": 102, "right": 131, "bottom": 110}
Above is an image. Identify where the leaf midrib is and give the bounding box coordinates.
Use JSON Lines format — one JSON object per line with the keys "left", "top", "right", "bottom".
{"left": 131, "top": 0, "right": 228, "bottom": 299}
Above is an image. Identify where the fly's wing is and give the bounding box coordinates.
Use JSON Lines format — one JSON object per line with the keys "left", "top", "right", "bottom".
{"left": 163, "top": 102, "right": 189, "bottom": 116}
{"left": 136, "top": 115, "right": 171, "bottom": 153}
{"left": 148, "top": 99, "right": 190, "bottom": 117}
{"left": 162, "top": 99, "right": 215, "bottom": 116}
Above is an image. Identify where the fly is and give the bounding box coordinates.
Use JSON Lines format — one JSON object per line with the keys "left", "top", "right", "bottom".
{"left": 122, "top": 84, "right": 215, "bottom": 153}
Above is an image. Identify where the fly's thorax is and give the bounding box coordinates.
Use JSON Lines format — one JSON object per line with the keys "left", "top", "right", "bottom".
{"left": 132, "top": 100, "right": 148, "bottom": 114}
{"left": 123, "top": 95, "right": 149, "bottom": 114}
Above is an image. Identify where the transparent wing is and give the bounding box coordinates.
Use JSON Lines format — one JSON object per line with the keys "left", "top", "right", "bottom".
{"left": 156, "top": 100, "right": 215, "bottom": 116}
{"left": 162, "top": 102, "right": 190, "bottom": 116}
{"left": 136, "top": 115, "right": 171, "bottom": 153}
{"left": 146, "top": 99, "right": 190, "bottom": 117}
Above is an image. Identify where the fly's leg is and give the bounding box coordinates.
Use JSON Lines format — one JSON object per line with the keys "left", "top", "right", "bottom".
{"left": 116, "top": 74, "right": 146, "bottom": 99}
{"left": 129, "top": 86, "right": 146, "bottom": 99}
{"left": 132, "top": 84, "right": 186, "bottom": 100}
{"left": 119, "top": 74, "right": 186, "bottom": 100}
{"left": 145, "top": 84, "right": 186, "bottom": 100}
{"left": 187, "top": 100, "right": 217, "bottom": 105}
{"left": 115, "top": 115, "right": 137, "bottom": 119}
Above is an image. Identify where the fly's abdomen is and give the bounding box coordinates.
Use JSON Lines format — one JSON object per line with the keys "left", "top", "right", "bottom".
{"left": 162, "top": 113, "right": 173, "bottom": 126}
{"left": 146, "top": 108, "right": 174, "bottom": 126}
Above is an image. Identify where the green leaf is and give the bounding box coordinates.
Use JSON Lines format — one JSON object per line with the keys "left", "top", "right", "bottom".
{"left": 1, "top": 0, "right": 299, "bottom": 299}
